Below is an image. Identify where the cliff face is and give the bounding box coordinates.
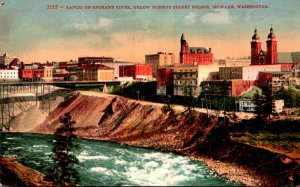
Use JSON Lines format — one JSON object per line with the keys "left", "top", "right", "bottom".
{"left": 32, "top": 92, "right": 300, "bottom": 186}
{"left": 34, "top": 93, "right": 215, "bottom": 152}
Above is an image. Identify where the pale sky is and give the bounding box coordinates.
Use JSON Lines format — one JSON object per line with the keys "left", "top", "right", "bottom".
{"left": 0, "top": 0, "right": 300, "bottom": 63}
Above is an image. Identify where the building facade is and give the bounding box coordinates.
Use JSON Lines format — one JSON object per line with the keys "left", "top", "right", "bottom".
{"left": 101, "top": 62, "right": 133, "bottom": 79}
{"left": 119, "top": 64, "right": 152, "bottom": 81}
{"left": 0, "top": 69, "right": 20, "bottom": 81}
{"left": 218, "top": 59, "right": 251, "bottom": 67}
{"left": 180, "top": 34, "right": 213, "bottom": 65}
{"left": 145, "top": 52, "right": 175, "bottom": 77}
{"left": 173, "top": 65, "right": 200, "bottom": 97}
{"left": 78, "top": 57, "right": 114, "bottom": 67}
{"left": 251, "top": 28, "right": 277, "bottom": 65}
{"left": 42, "top": 66, "right": 53, "bottom": 82}
{"left": 156, "top": 67, "right": 174, "bottom": 95}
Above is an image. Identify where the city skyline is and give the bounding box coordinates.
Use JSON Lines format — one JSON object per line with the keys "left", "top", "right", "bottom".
{"left": 0, "top": 0, "right": 300, "bottom": 63}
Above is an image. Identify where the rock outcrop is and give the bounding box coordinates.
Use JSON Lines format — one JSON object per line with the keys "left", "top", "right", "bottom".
{"left": 0, "top": 157, "right": 51, "bottom": 186}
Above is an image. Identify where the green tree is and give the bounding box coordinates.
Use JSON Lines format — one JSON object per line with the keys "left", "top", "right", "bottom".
{"left": 161, "top": 95, "right": 178, "bottom": 125}
{"left": 253, "top": 83, "right": 273, "bottom": 123}
{"left": 44, "top": 112, "right": 80, "bottom": 186}
{"left": 182, "top": 85, "right": 195, "bottom": 121}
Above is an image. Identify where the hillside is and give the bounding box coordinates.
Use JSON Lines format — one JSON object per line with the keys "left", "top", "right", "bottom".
{"left": 30, "top": 91, "right": 299, "bottom": 186}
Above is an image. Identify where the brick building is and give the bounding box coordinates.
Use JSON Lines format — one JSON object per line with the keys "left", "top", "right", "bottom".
{"left": 180, "top": 34, "right": 213, "bottom": 65}
{"left": 251, "top": 28, "right": 277, "bottom": 65}
{"left": 119, "top": 64, "right": 152, "bottom": 81}
{"left": 156, "top": 67, "right": 174, "bottom": 95}
{"left": 145, "top": 52, "right": 175, "bottom": 77}
{"left": 21, "top": 69, "right": 44, "bottom": 81}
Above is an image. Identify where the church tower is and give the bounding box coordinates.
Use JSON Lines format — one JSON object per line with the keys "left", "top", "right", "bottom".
{"left": 250, "top": 29, "right": 262, "bottom": 65}
{"left": 180, "top": 33, "right": 188, "bottom": 64}
{"left": 266, "top": 27, "right": 277, "bottom": 64}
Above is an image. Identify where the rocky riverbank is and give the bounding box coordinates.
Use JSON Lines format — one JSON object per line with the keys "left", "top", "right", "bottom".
{"left": 7, "top": 91, "right": 300, "bottom": 186}
{"left": 0, "top": 156, "right": 51, "bottom": 186}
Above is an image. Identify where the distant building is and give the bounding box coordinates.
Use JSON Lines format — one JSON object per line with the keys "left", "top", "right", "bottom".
{"left": 21, "top": 69, "right": 44, "bottom": 81}
{"left": 101, "top": 61, "right": 133, "bottom": 79}
{"left": 251, "top": 28, "right": 277, "bottom": 65}
{"left": 238, "top": 99, "right": 256, "bottom": 112}
{"left": 145, "top": 52, "right": 175, "bottom": 77}
{"left": 238, "top": 99, "right": 284, "bottom": 113}
{"left": 156, "top": 67, "right": 174, "bottom": 95}
{"left": 173, "top": 64, "right": 219, "bottom": 97}
{"left": 119, "top": 64, "right": 152, "bottom": 81}
{"left": 257, "top": 71, "right": 293, "bottom": 92}
{"left": 75, "top": 65, "right": 114, "bottom": 82}
{"left": 42, "top": 66, "right": 53, "bottom": 82}
{"left": 218, "top": 59, "right": 251, "bottom": 67}
{"left": 219, "top": 67, "right": 243, "bottom": 80}
{"left": 173, "top": 65, "right": 200, "bottom": 97}
{"left": 0, "top": 69, "right": 20, "bottom": 81}
{"left": 0, "top": 53, "right": 16, "bottom": 66}
{"left": 202, "top": 79, "right": 255, "bottom": 96}
{"left": 180, "top": 33, "right": 213, "bottom": 65}
{"left": 293, "top": 62, "right": 300, "bottom": 79}
{"left": 78, "top": 56, "right": 114, "bottom": 67}
{"left": 277, "top": 52, "right": 300, "bottom": 71}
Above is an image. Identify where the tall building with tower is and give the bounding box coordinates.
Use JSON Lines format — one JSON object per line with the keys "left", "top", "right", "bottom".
{"left": 179, "top": 34, "right": 213, "bottom": 65}
{"left": 251, "top": 28, "right": 277, "bottom": 65}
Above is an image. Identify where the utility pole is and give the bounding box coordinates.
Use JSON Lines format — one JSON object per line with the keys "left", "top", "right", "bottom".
{"left": 136, "top": 91, "right": 140, "bottom": 101}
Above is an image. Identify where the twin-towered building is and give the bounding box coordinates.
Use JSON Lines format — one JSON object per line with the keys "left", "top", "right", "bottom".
{"left": 157, "top": 28, "right": 300, "bottom": 97}
{"left": 251, "top": 28, "right": 277, "bottom": 65}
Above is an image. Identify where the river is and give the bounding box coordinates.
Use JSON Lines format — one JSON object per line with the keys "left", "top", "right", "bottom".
{"left": 0, "top": 133, "right": 236, "bottom": 186}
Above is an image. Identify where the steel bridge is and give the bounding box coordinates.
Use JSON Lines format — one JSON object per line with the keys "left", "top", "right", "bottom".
{"left": 0, "top": 81, "right": 120, "bottom": 131}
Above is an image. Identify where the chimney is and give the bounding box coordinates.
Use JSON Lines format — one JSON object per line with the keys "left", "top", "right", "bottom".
{"left": 209, "top": 48, "right": 211, "bottom": 53}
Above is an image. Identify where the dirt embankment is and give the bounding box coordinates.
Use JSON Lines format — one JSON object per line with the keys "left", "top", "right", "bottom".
{"left": 0, "top": 157, "right": 51, "bottom": 186}
{"left": 30, "top": 91, "right": 299, "bottom": 186}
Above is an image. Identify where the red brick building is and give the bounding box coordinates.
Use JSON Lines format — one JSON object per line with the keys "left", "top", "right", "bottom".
{"left": 119, "top": 64, "right": 152, "bottom": 81}
{"left": 21, "top": 69, "right": 44, "bottom": 81}
{"left": 180, "top": 33, "right": 213, "bottom": 65}
{"left": 251, "top": 28, "right": 277, "bottom": 65}
{"left": 202, "top": 80, "right": 255, "bottom": 97}
{"left": 156, "top": 67, "right": 174, "bottom": 95}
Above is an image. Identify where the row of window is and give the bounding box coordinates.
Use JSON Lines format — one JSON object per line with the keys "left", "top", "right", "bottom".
{"left": 0, "top": 76, "right": 18, "bottom": 78}
{"left": 174, "top": 80, "right": 197, "bottom": 85}
{"left": 175, "top": 87, "right": 197, "bottom": 91}
{"left": 174, "top": 69, "right": 197, "bottom": 72}
{"left": 0, "top": 72, "right": 18, "bottom": 74}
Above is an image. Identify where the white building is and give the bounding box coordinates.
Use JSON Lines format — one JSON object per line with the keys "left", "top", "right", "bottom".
{"left": 101, "top": 62, "right": 133, "bottom": 79}
{"left": 173, "top": 64, "right": 219, "bottom": 97}
{"left": 239, "top": 99, "right": 284, "bottom": 113}
{"left": 238, "top": 99, "right": 256, "bottom": 112}
{"left": 0, "top": 69, "right": 20, "bottom": 81}
{"left": 242, "top": 64, "right": 281, "bottom": 80}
